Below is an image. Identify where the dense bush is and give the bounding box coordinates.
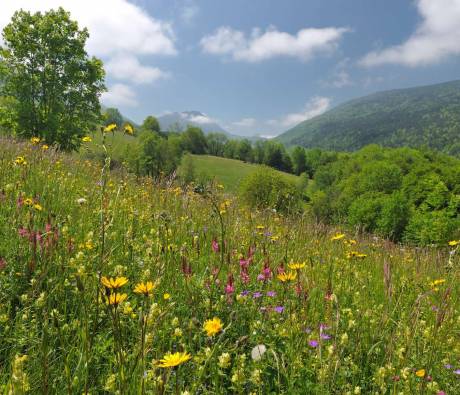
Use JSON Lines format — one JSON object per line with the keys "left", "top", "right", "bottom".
{"left": 239, "top": 166, "right": 302, "bottom": 213}
{"left": 308, "top": 145, "right": 460, "bottom": 245}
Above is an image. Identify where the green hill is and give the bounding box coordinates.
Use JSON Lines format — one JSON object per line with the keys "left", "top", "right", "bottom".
{"left": 277, "top": 80, "right": 460, "bottom": 155}
{"left": 179, "top": 154, "right": 300, "bottom": 193}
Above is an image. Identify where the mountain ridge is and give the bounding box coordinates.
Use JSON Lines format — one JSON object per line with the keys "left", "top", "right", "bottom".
{"left": 276, "top": 79, "right": 460, "bottom": 155}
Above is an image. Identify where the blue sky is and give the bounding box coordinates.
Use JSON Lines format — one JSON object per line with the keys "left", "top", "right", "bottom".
{"left": 2, "top": 0, "right": 460, "bottom": 136}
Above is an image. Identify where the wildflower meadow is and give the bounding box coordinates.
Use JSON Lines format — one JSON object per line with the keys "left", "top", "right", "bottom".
{"left": 0, "top": 136, "right": 459, "bottom": 394}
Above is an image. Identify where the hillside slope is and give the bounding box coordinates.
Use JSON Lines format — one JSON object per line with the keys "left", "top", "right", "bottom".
{"left": 277, "top": 80, "right": 460, "bottom": 154}
{"left": 179, "top": 155, "right": 300, "bottom": 192}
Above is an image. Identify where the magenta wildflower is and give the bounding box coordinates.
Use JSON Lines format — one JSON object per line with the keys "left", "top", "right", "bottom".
{"left": 266, "top": 291, "right": 276, "bottom": 297}
{"left": 274, "top": 306, "right": 284, "bottom": 313}
{"left": 308, "top": 340, "right": 319, "bottom": 348}
{"left": 253, "top": 292, "right": 263, "bottom": 298}
{"left": 212, "top": 239, "right": 219, "bottom": 252}
{"left": 320, "top": 334, "right": 331, "bottom": 340}
{"left": 225, "top": 273, "right": 234, "bottom": 294}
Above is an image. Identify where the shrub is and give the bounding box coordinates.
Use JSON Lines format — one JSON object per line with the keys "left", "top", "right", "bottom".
{"left": 239, "top": 166, "right": 301, "bottom": 213}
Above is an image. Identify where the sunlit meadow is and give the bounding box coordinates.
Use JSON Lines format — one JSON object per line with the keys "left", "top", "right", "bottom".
{"left": 0, "top": 135, "right": 459, "bottom": 394}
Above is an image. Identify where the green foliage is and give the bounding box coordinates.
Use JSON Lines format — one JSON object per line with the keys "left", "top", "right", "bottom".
{"left": 181, "top": 126, "right": 208, "bottom": 154}
{"left": 308, "top": 145, "right": 460, "bottom": 244}
{"left": 291, "top": 146, "right": 307, "bottom": 175}
{"left": 277, "top": 80, "right": 460, "bottom": 155}
{"left": 178, "top": 153, "right": 196, "bottom": 184}
{"left": 0, "top": 8, "right": 105, "bottom": 150}
{"left": 141, "top": 115, "right": 160, "bottom": 134}
{"left": 239, "top": 166, "right": 301, "bottom": 213}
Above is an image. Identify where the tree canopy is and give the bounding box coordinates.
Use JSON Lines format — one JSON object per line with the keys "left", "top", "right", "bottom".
{"left": 0, "top": 8, "right": 105, "bottom": 150}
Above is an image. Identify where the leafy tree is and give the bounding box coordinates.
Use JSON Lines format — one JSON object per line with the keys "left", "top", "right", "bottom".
{"left": 0, "top": 8, "right": 105, "bottom": 150}
{"left": 141, "top": 115, "right": 160, "bottom": 134}
{"left": 206, "top": 133, "right": 228, "bottom": 156}
{"left": 291, "top": 146, "right": 307, "bottom": 175}
{"left": 236, "top": 139, "right": 253, "bottom": 162}
{"left": 181, "top": 126, "right": 207, "bottom": 154}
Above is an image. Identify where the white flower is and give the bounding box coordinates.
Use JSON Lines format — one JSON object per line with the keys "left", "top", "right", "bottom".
{"left": 77, "top": 198, "right": 87, "bottom": 205}
{"left": 251, "top": 344, "right": 267, "bottom": 361}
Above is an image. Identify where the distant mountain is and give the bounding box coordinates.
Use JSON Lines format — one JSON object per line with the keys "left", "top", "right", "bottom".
{"left": 277, "top": 80, "right": 460, "bottom": 155}
{"left": 158, "top": 111, "right": 231, "bottom": 136}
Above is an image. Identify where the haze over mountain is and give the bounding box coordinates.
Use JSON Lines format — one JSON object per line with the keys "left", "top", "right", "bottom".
{"left": 158, "top": 111, "right": 230, "bottom": 135}
{"left": 277, "top": 80, "right": 460, "bottom": 155}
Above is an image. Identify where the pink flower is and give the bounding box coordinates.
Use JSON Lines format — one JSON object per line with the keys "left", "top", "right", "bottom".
{"left": 18, "top": 227, "right": 29, "bottom": 237}
{"left": 212, "top": 239, "right": 219, "bottom": 253}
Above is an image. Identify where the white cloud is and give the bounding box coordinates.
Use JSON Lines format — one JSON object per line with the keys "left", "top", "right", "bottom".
{"left": 361, "top": 0, "right": 460, "bottom": 67}
{"left": 188, "top": 114, "right": 215, "bottom": 125}
{"left": 281, "top": 96, "right": 331, "bottom": 127}
{"left": 200, "top": 26, "right": 349, "bottom": 62}
{"left": 233, "top": 118, "right": 256, "bottom": 127}
{"left": 0, "top": 0, "right": 176, "bottom": 91}
{"left": 105, "top": 55, "right": 169, "bottom": 84}
{"left": 101, "top": 83, "right": 138, "bottom": 107}
{"left": 179, "top": 0, "right": 199, "bottom": 24}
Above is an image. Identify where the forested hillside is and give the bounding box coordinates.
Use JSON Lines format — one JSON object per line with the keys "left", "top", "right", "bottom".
{"left": 277, "top": 80, "right": 460, "bottom": 155}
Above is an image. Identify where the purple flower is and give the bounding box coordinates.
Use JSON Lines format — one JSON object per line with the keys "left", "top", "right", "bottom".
{"left": 454, "top": 369, "right": 460, "bottom": 375}
{"left": 308, "top": 340, "right": 319, "bottom": 348}
{"left": 319, "top": 323, "right": 330, "bottom": 330}
{"left": 257, "top": 274, "right": 265, "bottom": 281}
{"left": 320, "top": 334, "right": 331, "bottom": 340}
{"left": 444, "top": 364, "right": 452, "bottom": 369}
{"left": 253, "top": 292, "right": 263, "bottom": 299}
{"left": 274, "top": 306, "right": 284, "bottom": 313}
{"left": 240, "top": 290, "right": 250, "bottom": 296}
{"left": 266, "top": 291, "right": 276, "bottom": 297}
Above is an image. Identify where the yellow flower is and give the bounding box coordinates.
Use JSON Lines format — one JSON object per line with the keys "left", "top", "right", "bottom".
{"left": 203, "top": 317, "right": 223, "bottom": 337}
{"left": 124, "top": 124, "right": 134, "bottom": 135}
{"left": 106, "top": 293, "right": 127, "bottom": 306}
{"left": 14, "top": 156, "right": 27, "bottom": 165}
{"left": 163, "top": 293, "right": 171, "bottom": 300}
{"left": 277, "top": 271, "right": 297, "bottom": 282}
{"left": 448, "top": 240, "right": 459, "bottom": 246}
{"left": 41, "top": 144, "right": 49, "bottom": 151}
{"left": 288, "top": 262, "right": 306, "bottom": 270}
{"left": 82, "top": 136, "right": 92, "bottom": 142}
{"left": 256, "top": 225, "right": 265, "bottom": 230}
{"left": 30, "top": 137, "right": 41, "bottom": 144}
{"left": 101, "top": 276, "right": 129, "bottom": 290}
{"left": 331, "top": 233, "right": 346, "bottom": 241}
{"left": 157, "top": 352, "right": 191, "bottom": 368}
{"left": 104, "top": 123, "right": 117, "bottom": 133}
{"left": 429, "top": 279, "right": 446, "bottom": 288}
{"left": 133, "top": 281, "right": 155, "bottom": 296}
{"left": 415, "top": 369, "right": 425, "bottom": 378}
{"left": 33, "top": 203, "right": 43, "bottom": 211}
{"left": 346, "top": 251, "right": 367, "bottom": 259}
{"left": 23, "top": 198, "right": 33, "bottom": 206}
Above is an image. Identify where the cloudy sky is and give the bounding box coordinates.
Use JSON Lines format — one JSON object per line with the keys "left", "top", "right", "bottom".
{"left": 2, "top": 0, "right": 460, "bottom": 137}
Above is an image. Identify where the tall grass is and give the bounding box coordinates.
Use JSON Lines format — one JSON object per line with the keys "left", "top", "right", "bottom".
{"left": 0, "top": 137, "right": 459, "bottom": 394}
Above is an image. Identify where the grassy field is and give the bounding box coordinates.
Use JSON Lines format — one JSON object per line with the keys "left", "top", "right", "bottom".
{"left": 180, "top": 155, "right": 301, "bottom": 192}
{"left": 0, "top": 137, "right": 459, "bottom": 394}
